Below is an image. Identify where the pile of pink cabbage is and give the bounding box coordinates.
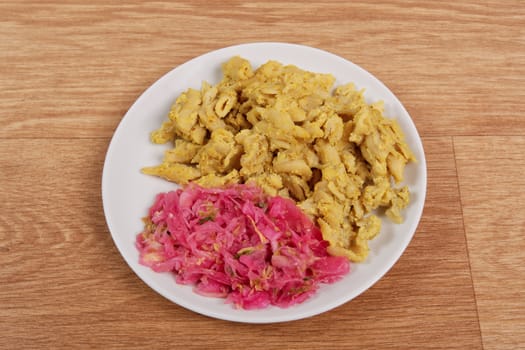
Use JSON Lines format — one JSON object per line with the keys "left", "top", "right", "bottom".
{"left": 136, "top": 184, "right": 350, "bottom": 309}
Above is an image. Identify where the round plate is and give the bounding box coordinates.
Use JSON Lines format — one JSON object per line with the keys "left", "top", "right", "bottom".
{"left": 102, "top": 42, "right": 427, "bottom": 323}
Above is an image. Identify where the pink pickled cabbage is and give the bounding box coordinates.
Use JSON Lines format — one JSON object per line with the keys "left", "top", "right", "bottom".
{"left": 136, "top": 183, "right": 349, "bottom": 309}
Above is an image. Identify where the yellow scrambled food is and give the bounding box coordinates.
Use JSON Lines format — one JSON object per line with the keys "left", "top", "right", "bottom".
{"left": 142, "top": 56, "right": 415, "bottom": 262}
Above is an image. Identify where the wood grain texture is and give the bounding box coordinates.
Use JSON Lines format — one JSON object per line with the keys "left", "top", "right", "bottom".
{"left": 1, "top": 1, "right": 524, "bottom": 138}
{"left": 454, "top": 137, "right": 525, "bottom": 350}
{"left": 0, "top": 138, "right": 481, "bottom": 349}
{"left": 1, "top": 1, "right": 523, "bottom": 349}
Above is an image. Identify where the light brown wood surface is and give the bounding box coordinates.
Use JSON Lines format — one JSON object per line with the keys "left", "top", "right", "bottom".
{"left": 1, "top": 1, "right": 523, "bottom": 349}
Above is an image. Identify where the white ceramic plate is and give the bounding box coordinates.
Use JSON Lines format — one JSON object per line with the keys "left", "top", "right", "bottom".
{"left": 102, "top": 42, "right": 427, "bottom": 323}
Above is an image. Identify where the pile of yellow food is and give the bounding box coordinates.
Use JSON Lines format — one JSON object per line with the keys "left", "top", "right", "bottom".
{"left": 142, "top": 56, "right": 415, "bottom": 262}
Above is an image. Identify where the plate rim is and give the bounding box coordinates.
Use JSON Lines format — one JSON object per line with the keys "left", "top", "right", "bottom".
{"left": 101, "top": 41, "right": 427, "bottom": 323}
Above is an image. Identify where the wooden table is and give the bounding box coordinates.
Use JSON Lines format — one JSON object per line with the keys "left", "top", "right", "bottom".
{"left": 1, "top": 1, "right": 523, "bottom": 349}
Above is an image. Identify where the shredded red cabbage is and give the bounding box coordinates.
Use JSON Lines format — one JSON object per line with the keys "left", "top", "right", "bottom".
{"left": 136, "top": 183, "right": 350, "bottom": 309}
